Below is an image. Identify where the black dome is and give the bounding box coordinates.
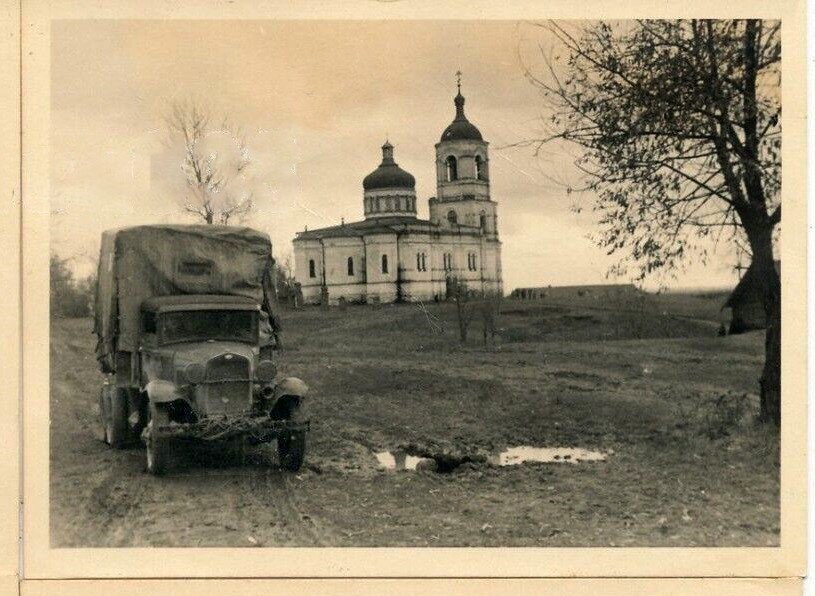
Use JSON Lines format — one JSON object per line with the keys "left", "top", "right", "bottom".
{"left": 441, "top": 120, "right": 483, "bottom": 142}
{"left": 363, "top": 142, "right": 416, "bottom": 191}
{"left": 440, "top": 92, "right": 483, "bottom": 142}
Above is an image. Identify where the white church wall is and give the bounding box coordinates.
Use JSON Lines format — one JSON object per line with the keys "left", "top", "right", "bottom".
{"left": 427, "top": 232, "right": 489, "bottom": 298}
{"left": 429, "top": 198, "right": 497, "bottom": 237}
{"left": 481, "top": 240, "right": 504, "bottom": 295}
{"left": 293, "top": 239, "right": 324, "bottom": 305}
{"left": 321, "top": 236, "right": 367, "bottom": 304}
{"left": 397, "top": 233, "right": 435, "bottom": 302}
{"left": 363, "top": 232, "right": 399, "bottom": 303}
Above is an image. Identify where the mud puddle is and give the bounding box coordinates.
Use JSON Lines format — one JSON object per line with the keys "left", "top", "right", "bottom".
{"left": 375, "top": 446, "right": 608, "bottom": 473}
{"left": 375, "top": 451, "right": 437, "bottom": 471}
{"left": 489, "top": 446, "right": 607, "bottom": 466}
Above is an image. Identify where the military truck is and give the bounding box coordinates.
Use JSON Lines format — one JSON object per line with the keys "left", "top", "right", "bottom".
{"left": 94, "top": 225, "right": 309, "bottom": 475}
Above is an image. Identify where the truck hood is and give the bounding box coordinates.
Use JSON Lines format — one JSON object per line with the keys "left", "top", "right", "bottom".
{"left": 161, "top": 341, "right": 257, "bottom": 368}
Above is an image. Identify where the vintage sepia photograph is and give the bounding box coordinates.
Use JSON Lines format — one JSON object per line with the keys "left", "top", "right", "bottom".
{"left": 46, "top": 17, "right": 785, "bottom": 552}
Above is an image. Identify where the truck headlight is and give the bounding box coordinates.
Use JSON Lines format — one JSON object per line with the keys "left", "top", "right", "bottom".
{"left": 183, "top": 362, "right": 205, "bottom": 384}
{"left": 256, "top": 360, "right": 277, "bottom": 382}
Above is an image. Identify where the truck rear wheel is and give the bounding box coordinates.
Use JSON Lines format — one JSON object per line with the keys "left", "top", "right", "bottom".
{"left": 102, "top": 386, "right": 129, "bottom": 449}
{"left": 146, "top": 404, "right": 171, "bottom": 476}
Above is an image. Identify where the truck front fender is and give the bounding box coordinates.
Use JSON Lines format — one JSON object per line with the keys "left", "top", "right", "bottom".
{"left": 145, "top": 379, "right": 186, "bottom": 405}
{"left": 269, "top": 377, "right": 309, "bottom": 419}
{"left": 273, "top": 377, "right": 309, "bottom": 401}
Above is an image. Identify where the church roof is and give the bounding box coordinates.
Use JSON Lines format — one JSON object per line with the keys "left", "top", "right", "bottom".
{"left": 440, "top": 91, "right": 483, "bottom": 142}
{"left": 294, "top": 216, "right": 483, "bottom": 241}
{"left": 362, "top": 142, "right": 416, "bottom": 191}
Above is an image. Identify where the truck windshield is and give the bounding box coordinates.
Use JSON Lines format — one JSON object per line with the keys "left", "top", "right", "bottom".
{"left": 161, "top": 310, "right": 256, "bottom": 344}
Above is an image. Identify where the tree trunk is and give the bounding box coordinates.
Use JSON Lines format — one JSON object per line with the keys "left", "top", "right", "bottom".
{"left": 760, "top": 294, "right": 781, "bottom": 425}
{"left": 747, "top": 224, "right": 781, "bottom": 426}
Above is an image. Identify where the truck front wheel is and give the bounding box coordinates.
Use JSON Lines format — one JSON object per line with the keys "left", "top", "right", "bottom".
{"left": 277, "top": 403, "right": 306, "bottom": 472}
{"left": 146, "top": 404, "right": 171, "bottom": 476}
{"left": 277, "top": 431, "right": 305, "bottom": 472}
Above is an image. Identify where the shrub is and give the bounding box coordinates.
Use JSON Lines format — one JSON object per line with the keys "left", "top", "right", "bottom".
{"left": 673, "top": 392, "right": 755, "bottom": 440}
{"left": 50, "top": 254, "right": 95, "bottom": 318}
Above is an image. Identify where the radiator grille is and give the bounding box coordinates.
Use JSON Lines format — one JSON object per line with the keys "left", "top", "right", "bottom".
{"left": 203, "top": 353, "right": 251, "bottom": 416}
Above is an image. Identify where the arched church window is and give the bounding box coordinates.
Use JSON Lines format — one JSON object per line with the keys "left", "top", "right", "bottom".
{"left": 447, "top": 210, "right": 458, "bottom": 226}
{"left": 421, "top": 252, "right": 426, "bottom": 271}
{"left": 480, "top": 210, "right": 487, "bottom": 230}
{"left": 376, "top": 197, "right": 382, "bottom": 212}
{"left": 308, "top": 259, "right": 316, "bottom": 278}
{"left": 381, "top": 254, "right": 388, "bottom": 274}
{"left": 347, "top": 257, "right": 354, "bottom": 276}
{"left": 475, "top": 155, "right": 486, "bottom": 180}
{"left": 445, "top": 156, "right": 458, "bottom": 181}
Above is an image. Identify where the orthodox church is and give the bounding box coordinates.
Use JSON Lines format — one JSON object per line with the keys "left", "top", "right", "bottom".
{"left": 293, "top": 81, "right": 503, "bottom": 305}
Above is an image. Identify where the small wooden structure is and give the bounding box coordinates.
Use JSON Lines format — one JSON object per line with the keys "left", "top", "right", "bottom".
{"left": 724, "top": 260, "right": 780, "bottom": 334}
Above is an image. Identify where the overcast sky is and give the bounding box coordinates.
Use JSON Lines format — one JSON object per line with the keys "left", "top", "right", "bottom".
{"left": 51, "top": 19, "right": 740, "bottom": 292}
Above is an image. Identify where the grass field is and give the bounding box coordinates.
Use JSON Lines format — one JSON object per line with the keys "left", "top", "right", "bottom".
{"left": 50, "top": 292, "right": 779, "bottom": 547}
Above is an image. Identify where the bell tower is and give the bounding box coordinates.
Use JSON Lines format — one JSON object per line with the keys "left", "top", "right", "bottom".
{"left": 429, "top": 73, "right": 498, "bottom": 239}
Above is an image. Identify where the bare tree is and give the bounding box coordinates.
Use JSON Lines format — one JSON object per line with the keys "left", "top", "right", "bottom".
{"left": 165, "top": 100, "right": 254, "bottom": 225}
{"left": 478, "top": 291, "right": 502, "bottom": 347}
{"left": 521, "top": 20, "right": 781, "bottom": 425}
{"left": 449, "top": 277, "right": 475, "bottom": 343}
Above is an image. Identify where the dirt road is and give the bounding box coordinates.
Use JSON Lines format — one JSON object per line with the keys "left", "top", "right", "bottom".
{"left": 50, "top": 300, "right": 780, "bottom": 547}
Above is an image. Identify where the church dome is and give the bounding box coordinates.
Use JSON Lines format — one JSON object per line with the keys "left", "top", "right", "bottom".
{"left": 362, "top": 142, "right": 416, "bottom": 191}
{"left": 440, "top": 92, "right": 483, "bottom": 142}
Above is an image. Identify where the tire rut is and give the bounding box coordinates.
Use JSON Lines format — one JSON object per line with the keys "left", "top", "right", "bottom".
{"left": 242, "top": 463, "right": 330, "bottom": 546}
{"left": 85, "top": 450, "right": 148, "bottom": 547}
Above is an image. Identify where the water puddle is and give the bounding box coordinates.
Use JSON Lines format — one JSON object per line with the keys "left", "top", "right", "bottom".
{"left": 375, "top": 450, "right": 437, "bottom": 471}
{"left": 375, "top": 446, "right": 608, "bottom": 472}
{"left": 489, "top": 446, "right": 607, "bottom": 466}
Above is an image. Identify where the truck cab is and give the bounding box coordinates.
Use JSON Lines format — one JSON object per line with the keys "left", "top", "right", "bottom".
{"left": 139, "top": 295, "right": 273, "bottom": 420}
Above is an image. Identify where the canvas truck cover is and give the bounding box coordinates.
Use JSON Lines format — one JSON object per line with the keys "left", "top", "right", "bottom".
{"left": 94, "top": 225, "right": 280, "bottom": 373}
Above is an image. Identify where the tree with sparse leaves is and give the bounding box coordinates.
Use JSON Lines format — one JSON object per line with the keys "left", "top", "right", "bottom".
{"left": 165, "top": 100, "right": 254, "bottom": 225}
{"left": 449, "top": 277, "right": 475, "bottom": 343}
{"left": 522, "top": 20, "right": 781, "bottom": 425}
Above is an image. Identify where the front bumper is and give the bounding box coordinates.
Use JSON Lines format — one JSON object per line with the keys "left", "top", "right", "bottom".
{"left": 154, "top": 415, "right": 310, "bottom": 443}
